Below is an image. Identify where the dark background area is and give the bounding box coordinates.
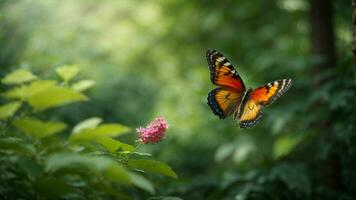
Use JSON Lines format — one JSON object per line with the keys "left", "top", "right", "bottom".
{"left": 0, "top": 0, "right": 354, "bottom": 199}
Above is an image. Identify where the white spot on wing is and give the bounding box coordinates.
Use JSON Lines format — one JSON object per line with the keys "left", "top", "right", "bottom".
{"left": 216, "top": 57, "right": 225, "bottom": 62}
{"left": 281, "top": 79, "right": 286, "bottom": 89}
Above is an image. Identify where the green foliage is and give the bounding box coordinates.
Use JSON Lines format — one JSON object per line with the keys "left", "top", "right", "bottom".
{"left": 28, "top": 86, "right": 88, "bottom": 110}
{"left": 0, "top": 68, "right": 177, "bottom": 199}
{"left": 128, "top": 159, "right": 178, "bottom": 179}
{"left": 0, "top": 101, "right": 22, "bottom": 119}
{"left": 13, "top": 117, "right": 67, "bottom": 139}
{"left": 33, "top": 177, "right": 77, "bottom": 199}
{"left": 1, "top": 69, "right": 37, "bottom": 85}
{"left": 56, "top": 65, "right": 80, "bottom": 83}
{"left": 1, "top": 80, "right": 58, "bottom": 100}
{"left": 96, "top": 137, "right": 134, "bottom": 152}
{"left": 70, "top": 122, "right": 130, "bottom": 141}
{"left": 71, "top": 80, "right": 96, "bottom": 92}
{"left": 273, "top": 134, "right": 305, "bottom": 159}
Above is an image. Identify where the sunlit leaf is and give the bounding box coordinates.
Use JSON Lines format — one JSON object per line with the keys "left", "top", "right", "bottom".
{"left": 128, "top": 172, "right": 155, "bottom": 194}
{"left": 273, "top": 135, "right": 304, "bottom": 159}
{"left": 95, "top": 137, "right": 134, "bottom": 152}
{"left": 0, "top": 101, "right": 22, "bottom": 119}
{"left": 1, "top": 69, "right": 37, "bottom": 84}
{"left": 1, "top": 80, "right": 57, "bottom": 100}
{"left": 28, "top": 87, "right": 88, "bottom": 110}
{"left": 70, "top": 123, "right": 130, "bottom": 141}
{"left": 56, "top": 65, "right": 80, "bottom": 82}
{"left": 33, "top": 177, "right": 77, "bottom": 199}
{"left": 13, "top": 117, "right": 67, "bottom": 139}
{"left": 72, "top": 117, "right": 102, "bottom": 134}
{"left": 71, "top": 80, "right": 95, "bottom": 92}
{"left": 128, "top": 159, "right": 177, "bottom": 179}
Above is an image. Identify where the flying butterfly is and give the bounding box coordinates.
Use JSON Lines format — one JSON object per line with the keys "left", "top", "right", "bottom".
{"left": 206, "top": 49, "right": 293, "bottom": 128}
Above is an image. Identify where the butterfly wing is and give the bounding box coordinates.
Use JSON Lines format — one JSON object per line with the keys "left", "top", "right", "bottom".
{"left": 237, "top": 79, "right": 293, "bottom": 128}
{"left": 249, "top": 79, "right": 293, "bottom": 106}
{"left": 207, "top": 88, "right": 243, "bottom": 119}
{"left": 206, "top": 49, "right": 246, "bottom": 93}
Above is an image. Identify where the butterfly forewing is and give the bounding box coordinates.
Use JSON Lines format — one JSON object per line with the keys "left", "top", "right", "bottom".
{"left": 249, "top": 79, "right": 293, "bottom": 106}
{"left": 206, "top": 49, "right": 246, "bottom": 93}
{"left": 237, "top": 79, "right": 293, "bottom": 128}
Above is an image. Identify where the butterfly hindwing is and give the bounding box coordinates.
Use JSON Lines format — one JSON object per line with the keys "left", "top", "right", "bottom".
{"left": 237, "top": 79, "right": 293, "bottom": 128}
{"left": 206, "top": 49, "right": 246, "bottom": 93}
{"left": 207, "top": 88, "right": 243, "bottom": 119}
{"left": 237, "top": 97, "right": 263, "bottom": 128}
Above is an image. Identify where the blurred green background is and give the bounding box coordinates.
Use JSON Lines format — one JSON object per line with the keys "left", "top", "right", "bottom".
{"left": 0, "top": 0, "right": 354, "bottom": 199}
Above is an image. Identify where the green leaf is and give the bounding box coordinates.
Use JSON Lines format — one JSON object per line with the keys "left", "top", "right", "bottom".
{"left": 93, "top": 124, "right": 131, "bottom": 136}
{"left": 33, "top": 177, "right": 77, "bottom": 199}
{"left": 56, "top": 65, "right": 80, "bottom": 82}
{"left": 70, "top": 123, "right": 130, "bottom": 142}
{"left": 105, "top": 164, "right": 133, "bottom": 185}
{"left": 128, "top": 172, "right": 155, "bottom": 194}
{"left": 71, "top": 80, "right": 95, "bottom": 92}
{"left": 72, "top": 117, "right": 102, "bottom": 134}
{"left": 0, "top": 137, "right": 35, "bottom": 155}
{"left": 1, "top": 69, "right": 37, "bottom": 84}
{"left": 0, "top": 101, "right": 22, "bottom": 119}
{"left": 1, "top": 80, "right": 57, "bottom": 100}
{"left": 46, "top": 153, "right": 132, "bottom": 185}
{"left": 28, "top": 86, "right": 88, "bottom": 110}
{"left": 13, "top": 117, "right": 67, "bottom": 139}
{"left": 273, "top": 135, "right": 304, "bottom": 159}
{"left": 128, "top": 159, "right": 177, "bottom": 179}
{"left": 96, "top": 137, "right": 134, "bottom": 152}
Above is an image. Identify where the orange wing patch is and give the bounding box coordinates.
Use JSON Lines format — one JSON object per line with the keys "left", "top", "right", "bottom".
{"left": 207, "top": 88, "right": 243, "bottom": 119}
{"left": 206, "top": 49, "right": 246, "bottom": 93}
{"left": 250, "top": 79, "right": 293, "bottom": 106}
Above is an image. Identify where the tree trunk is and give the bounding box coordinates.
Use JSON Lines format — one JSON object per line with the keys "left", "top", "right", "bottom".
{"left": 352, "top": 0, "right": 356, "bottom": 56}
{"left": 310, "top": 0, "right": 336, "bottom": 86}
{"left": 309, "top": 0, "right": 339, "bottom": 189}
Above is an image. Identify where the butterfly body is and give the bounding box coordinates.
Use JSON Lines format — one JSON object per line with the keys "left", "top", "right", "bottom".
{"left": 206, "top": 49, "right": 293, "bottom": 128}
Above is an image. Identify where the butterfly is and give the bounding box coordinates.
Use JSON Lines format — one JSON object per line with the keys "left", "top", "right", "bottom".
{"left": 206, "top": 49, "right": 293, "bottom": 128}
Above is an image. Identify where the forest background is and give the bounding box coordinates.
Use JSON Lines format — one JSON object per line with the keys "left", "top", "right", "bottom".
{"left": 0, "top": 0, "right": 354, "bottom": 199}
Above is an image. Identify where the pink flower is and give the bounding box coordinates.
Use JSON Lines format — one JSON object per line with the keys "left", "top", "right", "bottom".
{"left": 136, "top": 117, "right": 169, "bottom": 144}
